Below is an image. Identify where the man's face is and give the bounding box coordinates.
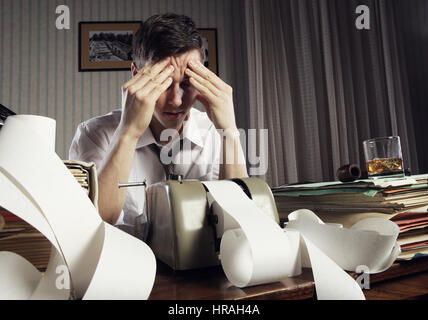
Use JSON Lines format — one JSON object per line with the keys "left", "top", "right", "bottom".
{"left": 146, "top": 49, "right": 202, "bottom": 132}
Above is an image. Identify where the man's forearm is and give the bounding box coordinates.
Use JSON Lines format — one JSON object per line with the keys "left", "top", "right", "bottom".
{"left": 219, "top": 129, "right": 249, "bottom": 180}
{"left": 97, "top": 128, "right": 139, "bottom": 224}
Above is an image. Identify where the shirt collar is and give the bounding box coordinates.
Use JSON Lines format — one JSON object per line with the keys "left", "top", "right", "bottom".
{"left": 135, "top": 127, "right": 157, "bottom": 149}
{"left": 135, "top": 110, "right": 204, "bottom": 149}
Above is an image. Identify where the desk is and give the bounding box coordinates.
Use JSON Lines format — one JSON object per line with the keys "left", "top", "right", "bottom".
{"left": 149, "top": 257, "right": 428, "bottom": 300}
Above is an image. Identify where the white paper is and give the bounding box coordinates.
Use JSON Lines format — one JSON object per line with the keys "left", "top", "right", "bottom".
{"left": 30, "top": 247, "right": 71, "bottom": 300}
{"left": 203, "top": 181, "right": 401, "bottom": 300}
{"left": 0, "top": 251, "right": 43, "bottom": 300}
{"left": 0, "top": 115, "right": 156, "bottom": 300}
{"left": 301, "top": 235, "right": 365, "bottom": 300}
{"left": 204, "top": 181, "right": 301, "bottom": 287}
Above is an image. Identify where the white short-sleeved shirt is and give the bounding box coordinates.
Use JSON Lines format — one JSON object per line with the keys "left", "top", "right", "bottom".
{"left": 69, "top": 108, "right": 223, "bottom": 235}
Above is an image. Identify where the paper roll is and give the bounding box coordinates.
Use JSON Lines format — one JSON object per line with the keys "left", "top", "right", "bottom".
{"left": 204, "top": 181, "right": 301, "bottom": 287}
{"left": 0, "top": 115, "right": 156, "bottom": 300}
{"left": 286, "top": 210, "right": 401, "bottom": 273}
{"left": 11, "top": 115, "right": 56, "bottom": 152}
{"left": 203, "top": 181, "right": 400, "bottom": 300}
{"left": 0, "top": 251, "right": 44, "bottom": 300}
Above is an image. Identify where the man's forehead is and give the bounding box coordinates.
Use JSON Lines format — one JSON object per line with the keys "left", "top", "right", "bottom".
{"left": 141, "top": 49, "right": 202, "bottom": 81}
{"left": 171, "top": 49, "right": 201, "bottom": 63}
{"left": 172, "top": 50, "right": 201, "bottom": 70}
{"left": 167, "top": 50, "right": 202, "bottom": 81}
{"left": 145, "top": 49, "right": 201, "bottom": 66}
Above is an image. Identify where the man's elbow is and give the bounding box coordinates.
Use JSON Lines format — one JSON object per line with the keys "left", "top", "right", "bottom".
{"left": 97, "top": 203, "right": 120, "bottom": 225}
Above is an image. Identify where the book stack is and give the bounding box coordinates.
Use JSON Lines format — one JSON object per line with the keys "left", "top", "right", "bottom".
{"left": 63, "top": 160, "right": 98, "bottom": 208}
{"left": 0, "top": 209, "right": 52, "bottom": 269}
{"left": 272, "top": 174, "right": 428, "bottom": 261}
{"left": 0, "top": 160, "right": 98, "bottom": 270}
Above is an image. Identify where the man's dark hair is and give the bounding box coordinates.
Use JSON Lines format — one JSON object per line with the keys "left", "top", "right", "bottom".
{"left": 132, "top": 13, "right": 202, "bottom": 69}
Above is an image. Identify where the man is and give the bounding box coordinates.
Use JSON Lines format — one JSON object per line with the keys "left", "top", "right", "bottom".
{"left": 69, "top": 14, "right": 247, "bottom": 235}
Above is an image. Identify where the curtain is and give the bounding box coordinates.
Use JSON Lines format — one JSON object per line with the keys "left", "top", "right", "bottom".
{"left": 244, "top": 0, "right": 418, "bottom": 187}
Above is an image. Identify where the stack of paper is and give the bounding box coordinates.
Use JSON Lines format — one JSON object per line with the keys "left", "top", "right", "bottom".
{"left": 272, "top": 175, "right": 428, "bottom": 260}
{"left": 0, "top": 161, "right": 99, "bottom": 270}
{"left": 0, "top": 209, "right": 52, "bottom": 269}
{"left": 63, "top": 160, "right": 98, "bottom": 209}
{"left": 391, "top": 210, "right": 428, "bottom": 260}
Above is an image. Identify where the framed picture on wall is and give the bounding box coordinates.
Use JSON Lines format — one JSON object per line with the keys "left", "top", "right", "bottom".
{"left": 79, "top": 21, "right": 142, "bottom": 72}
{"left": 199, "top": 29, "right": 218, "bottom": 75}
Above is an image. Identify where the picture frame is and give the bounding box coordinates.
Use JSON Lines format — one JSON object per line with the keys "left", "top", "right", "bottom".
{"left": 199, "top": 29, "right": 218, "bottom": 75}
{"left": 79, "top": 23, "right": 218, "bottom": 74}
{"left": 79, "top": 21, "right": 142, "bottom": 72}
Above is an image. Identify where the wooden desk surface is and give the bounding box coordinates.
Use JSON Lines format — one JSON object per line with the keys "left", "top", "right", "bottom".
{"left": 149, "top": 257, "right": 428, "bottom": 300}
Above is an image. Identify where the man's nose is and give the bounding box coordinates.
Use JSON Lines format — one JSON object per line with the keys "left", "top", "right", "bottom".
{"left": 166, "top": 84, "right": 183, "bottom": 107}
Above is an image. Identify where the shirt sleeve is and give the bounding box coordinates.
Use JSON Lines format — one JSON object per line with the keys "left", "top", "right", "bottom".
{"left": 69, "top": 122, "right": 107, "bottom": 171}
{"left": 69, "top": 122, "right": 126, "bottom": 226}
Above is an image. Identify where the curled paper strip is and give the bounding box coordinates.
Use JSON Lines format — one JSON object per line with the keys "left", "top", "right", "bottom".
{"left": 286, "top": 209, "right": 401, "bottom": 273}
{"left": 203, "top": 181, "right": 400, "bottom": 300}
{"left": 205, "top": 181, "right": 301, "bottom": 287}
{"left": 0, "top": 115, "right": 156, "bottom": 300}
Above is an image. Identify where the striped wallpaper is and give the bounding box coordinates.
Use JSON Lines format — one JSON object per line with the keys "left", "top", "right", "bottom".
{"left": 0, "top": 0, "right": 249, "bottom": 158}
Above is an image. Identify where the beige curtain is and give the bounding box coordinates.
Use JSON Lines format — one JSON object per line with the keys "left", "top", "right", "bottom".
{"left": 244, "top": 0, "right": 418, "bottom": 187}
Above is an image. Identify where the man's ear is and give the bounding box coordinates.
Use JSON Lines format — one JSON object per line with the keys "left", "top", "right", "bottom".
{"left": 131, "top": 62, "right": 139, "bottom": 77}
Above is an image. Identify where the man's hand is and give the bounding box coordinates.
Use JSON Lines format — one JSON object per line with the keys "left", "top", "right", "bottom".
{"left": 185, "top": 60, "right": 248, "bottom": 180}
{"left": 120, "top": 58, "right": 174, "bottom": 139}
{"left": 185, "top": 60, "right": 237, "bottom": 131}
{"left": 97, "top": 59, "right": 173, "bottom": 225}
